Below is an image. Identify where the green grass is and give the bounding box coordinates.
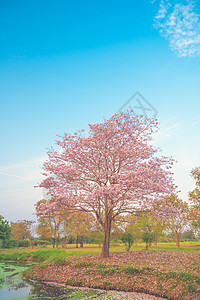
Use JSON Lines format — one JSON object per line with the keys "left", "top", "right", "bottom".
{"left": 0, "top": 241, "right": 199, "bottom": 263}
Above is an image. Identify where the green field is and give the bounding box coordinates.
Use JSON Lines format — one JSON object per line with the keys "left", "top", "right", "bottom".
{"left": 0, "top": 241, "right": 199, "bottom": 262}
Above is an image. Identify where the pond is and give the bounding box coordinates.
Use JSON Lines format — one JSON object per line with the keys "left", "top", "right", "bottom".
{"left": 0, "top": 261, "right": 164, "bottom": 299}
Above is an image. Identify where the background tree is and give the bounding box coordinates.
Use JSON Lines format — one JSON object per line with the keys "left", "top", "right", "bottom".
{"left": 188, "top": 167, "right": 200, "bottom": 231}
{"left": 142, "top": 226, "right": 154, "bottom": 250}
{"left": 182, "top": 230, "right": 196, "bottom": 241}
{"left": 88, "top": 220, "right": 105, "bottom": 247}
{"left": 36, "top": 216, "right": 53, "bottom": 241}
{"left": 166, "top": 194, "right": 189, "bottom": 248}
{"left": 26, "top": 220, "right": 35, "bottom": 248}
{"left": 124, "top": 214, "right": 142, "bottom": 246}
{"left": 37, "top": 112, "right": 177, "bottom": 257}
{"left": 0, "top": 215, "right": 11, "bottom": 244}
{"left": 59, "top": 210, "right": 74, "bottom": 248}
{"left": 110, "top": 218, "right": 124, "bottom": 244}
{"left": 125, "top": 212, "right": 166, "bottom": 247}
{"left": 35, "top": 199, "right": 63, "bottom": 248}
{"left": 11, "top": 220, "right": 32, "bottom": 248}
{"left": 121, "top": 232, "right": 134, "bottom": 251}
{"left": 147, "top": 214, "right": 166, "bottom": 246}
{"left": 131, "top": 213, "right": 155, "bottom": 249}
{"left": 36, "top": 199, "right": 93, "bottom": 248}
{"left": 70, "top": 211, "right": 93, "bottom": 248}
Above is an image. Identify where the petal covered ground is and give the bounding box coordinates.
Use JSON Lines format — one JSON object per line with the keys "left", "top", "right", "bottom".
{"left": 24, "top": 251, "right": 200, "bottom": 299}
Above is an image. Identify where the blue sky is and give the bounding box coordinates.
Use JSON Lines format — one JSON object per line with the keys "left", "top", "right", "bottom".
{"left": 0, "top": 0, "right": 200, "bottom": 222}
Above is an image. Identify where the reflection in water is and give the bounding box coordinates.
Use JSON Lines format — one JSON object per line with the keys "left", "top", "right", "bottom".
{"left": 0, "top": 261, "right": 97, "bottom": 299}
{"left": 29, "top": 282, "right": 76, "bottom": 299}
{"left": 0, "top": 261, "right": 32, "bottom": 299}
{"left": 0, "top": 260, "right": 72, "bottom": 299}
{"left": 3, "top": 268, "right": 15, "bottom": 272}
{"left": 9, "top": 281, "right": 29, "bottom": 290}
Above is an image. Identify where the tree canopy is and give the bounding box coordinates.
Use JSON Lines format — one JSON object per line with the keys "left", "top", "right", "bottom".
{"left": 0, "top": 215, "right": 11, "bottom": 241}
{"left": 189, "top": 167, "right": 200, "bottom": 231}
{"left": 37, "top": 112, "right": 177, "bottom": 257}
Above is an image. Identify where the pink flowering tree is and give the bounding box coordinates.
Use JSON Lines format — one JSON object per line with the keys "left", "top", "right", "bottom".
{"left": 37, "top": 112, "right": 177, "bottom": 257}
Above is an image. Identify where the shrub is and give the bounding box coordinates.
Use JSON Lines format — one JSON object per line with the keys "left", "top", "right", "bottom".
{"left": 121, "top": 232, "right": 134, "bottom": 251}
{"left": 142, "top": 232, "right": 154, "bottom": 249}
{"left": 3, "top": 239, "right": 17, "bottom": 248}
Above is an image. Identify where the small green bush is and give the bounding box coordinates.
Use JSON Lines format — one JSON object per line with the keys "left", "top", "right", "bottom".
{"left": 121, "top": 232, "right": 134, "bottom": 251}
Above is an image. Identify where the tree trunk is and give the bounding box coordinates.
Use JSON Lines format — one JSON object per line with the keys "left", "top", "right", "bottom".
{"left": 76, "top": 235, "right": 79, "bottom": 248}
{"left": 80, "top": 236, "right": 84, "bottom": 248}
{"left": 62, "top": 238, "right": 67, "bottom": 248}
{"left": 52, "top": 238, "right": 55, "bottom": 248}
{"left": 154, "top": 239, "right": 157, "bottom": 247}
{"left": 174, "top": 232, "right": 181, "bottom": 248}
{"left": 176, "top": 238, "right": 180, "bottom": 248}
{"left": 56, "top": 237, "right": 59, "bottom": 248}
{"left": 101, "top": 217, "right": 111, "bottom": 257}
{"left": 135, "top": 240, "right": 138, "bottom": 246}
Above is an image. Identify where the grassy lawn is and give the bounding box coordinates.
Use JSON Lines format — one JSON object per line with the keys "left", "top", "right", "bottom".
{"left": 0, "top": 241, "right": 199, "bottom": 258}
{"left": 0, "top": 241, "right": 199, "bottom": 264}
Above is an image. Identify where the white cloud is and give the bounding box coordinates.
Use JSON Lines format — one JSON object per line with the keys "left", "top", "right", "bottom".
{"left": 153, "top": 117, "right": 181, "bottom": 143}
{"left": 153, "top": 0, "right": 200, "bottom": 57}
{"left": 0, "top": 156, "right": 46, "bottom": 174}
{"left": 152, "top": 115, "right": 200, "bottom": 202}
{"left": 0, "top": 156, "right": 47, "bottom": 222}
{"left": 0, "top": 171, "right": 33, "bottom": 181}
